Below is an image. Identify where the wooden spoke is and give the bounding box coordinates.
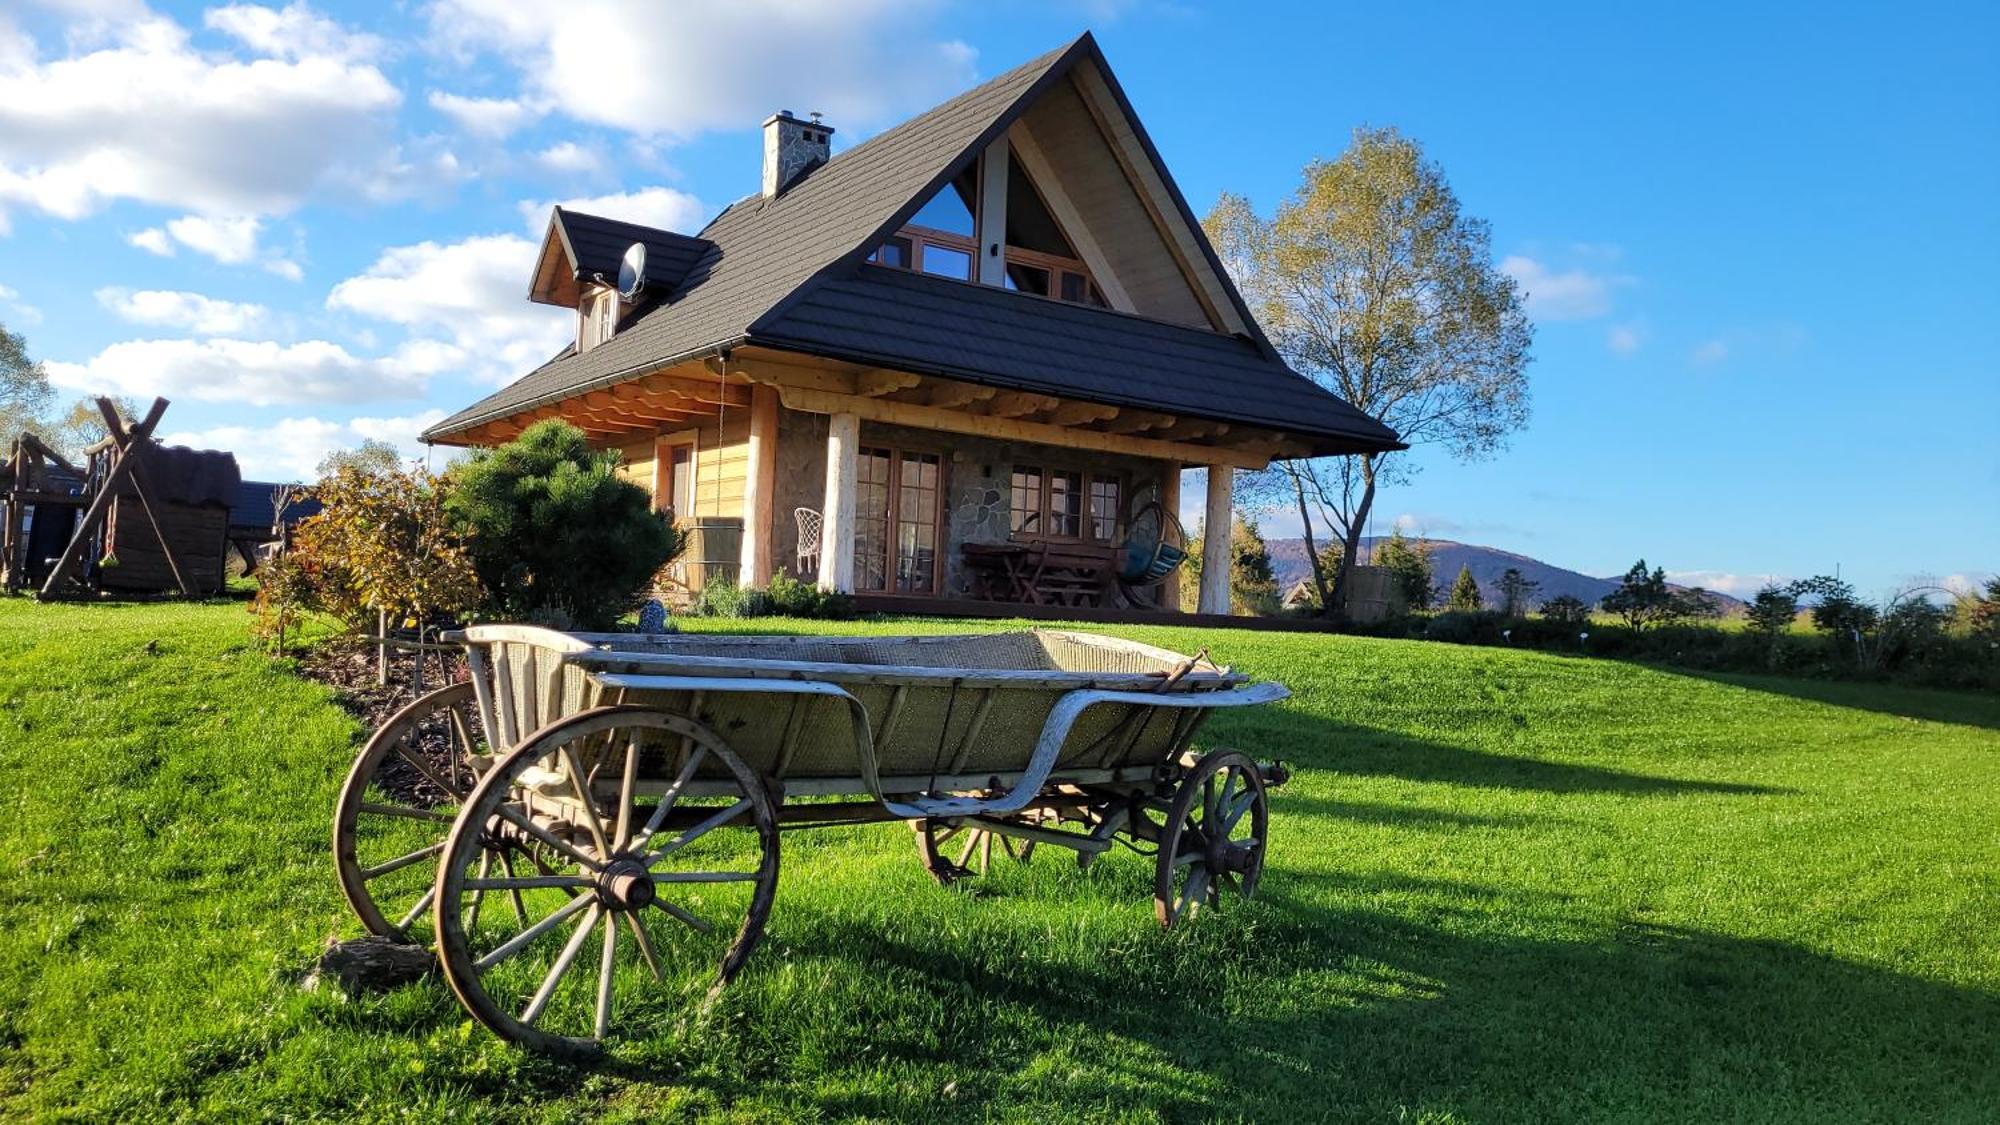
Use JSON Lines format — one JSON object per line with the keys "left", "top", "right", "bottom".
{"left": 561, "top": 745, "right": 613, "bottom": 859}
{"left": 624, "top": 913, "right": 666, "bottom": 977}
{"left": 360, "top": 841, "right": 445, "bottom": 880}
{"left": 520, "top": 903, "right": 602, "bottom": 1026}
{"left": 360, "top": 801, "right": 454, "bottom": 824}
{"left": 497, "top": 850, "right": 530, "bottom": 925}
{"left": 643, "top": 798, "right": 751, "bottom": 866}
{"left": 652, "top": 870, "right": 760, "bottom": 883}
{"left": 495, "top": 804, "right": 604, "bottom": 872}
{"left": 629, "top": 747, "right": 708, "bottom": 850}
{"left": 465, "top": 875, "right": 592, "bottom": 891}
{"left": 473, "top": 893, "right": 594, "bottom": 972}
{"left": 396, "top": 886, "right": 437, "bottom": 931}
{"left": 594, "top": 913, "right": 617, "bottom": 1039}
{"left": 392, "top": 740, "right": 457, "bottom": 797}
{"left": 653, "top": 899, "right": 715, "bottom": 934}
{"left": 612, "top": 735, "right": 641, "bottom": 849}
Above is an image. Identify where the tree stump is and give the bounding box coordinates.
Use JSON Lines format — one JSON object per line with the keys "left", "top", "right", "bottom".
{"left": 305, "top": 935, "right": 435, "bottom": 996}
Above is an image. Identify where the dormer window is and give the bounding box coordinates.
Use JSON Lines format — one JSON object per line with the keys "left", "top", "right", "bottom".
{"left": 579, "top": 288, "right": 618, "bottom": 352}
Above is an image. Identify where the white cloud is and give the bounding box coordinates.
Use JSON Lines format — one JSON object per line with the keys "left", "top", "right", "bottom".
{"left": 327, "top": 234, "right": 573, "bottom": 382}
{"left": 428, "top": 0, "right": 976, "bottom": 141}
{"left": 519, "top": 186, "right": 707, "bottom": 235}
{"left": 1500, "top": 255, "right": 1627, "bottom": 321}
{"left": 45, "top": 336, "right": 450, "bottom": 406}
{"left": 203, "top": 2, "right": 384, "bottom": 62}
{"left": 1665, "top": 570, "right": 1773, "bottom": 599}
{"left": 534, "top": 141, "right": 601, "bottom": 175}
{"left": 0, "top": 281, "right": 40, "bottom": 323}
{"left": 1607, "top": 323, "right": 1643, "bottom": 355}
{"left": 127, "top": 227, "right": 174, "bottom": 255}
{"left": 127, "top": 214, "right": 301, "bottom": 277}
{"left": 160, "top": 408, "right": 448, "bottom": 482}
{"left": 1692, "top": 339, "right": 1729, "bottom": 366}
{"left": 428, "top": 90, "right": 539, "bottom": 137}
{"left": 94, "top": 287, "right": 270, "bottom": 335}
{"left": 0, "top": 13, "right": 399, "bottom": 222}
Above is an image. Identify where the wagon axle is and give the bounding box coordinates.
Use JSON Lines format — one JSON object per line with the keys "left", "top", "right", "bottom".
{"left": 595, "top": 858, "right": 656, "bottom": 912}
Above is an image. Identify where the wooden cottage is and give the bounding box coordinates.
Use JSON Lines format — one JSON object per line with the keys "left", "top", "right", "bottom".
{"left": 424, "top": 33, "right": 1402, "bottom": 618}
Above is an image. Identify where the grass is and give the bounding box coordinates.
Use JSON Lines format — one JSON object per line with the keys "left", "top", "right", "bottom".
{"left": 1, "top": 597, "right": 1996, "bottom": 1122}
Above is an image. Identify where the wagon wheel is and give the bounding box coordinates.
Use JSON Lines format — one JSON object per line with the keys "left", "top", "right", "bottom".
{"left": 1154, "top": 749, "right": 1267, "bottom": 929}
{"left": 913, "top": 812, "right": 1046, "bottom": 885}
{"left": 334, "top": 680, "right": 500, "bottom": 942}
{"left": 434, "top": 706, "right": 779, "bottom": 1056}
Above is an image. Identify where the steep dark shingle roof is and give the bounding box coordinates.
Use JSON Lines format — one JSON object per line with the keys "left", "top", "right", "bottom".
{"left": 551, "top": 209, "right": 712, "bottom": 293}
{"left": 426, "top": 40, "right": 1076, "bottom": 440}
{"left": 759, "top": 267, "right": 1397, "bottom": 452}
{"left": 424, "top": 34, "right": 1400, "bottom": 455}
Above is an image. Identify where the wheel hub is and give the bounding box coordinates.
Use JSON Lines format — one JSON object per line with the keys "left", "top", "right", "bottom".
{"left": 597, "top": 857, "right": 656, "bottom": 912}
{"left": 1208, "top": 840, "right": 1259, "bottom": 875}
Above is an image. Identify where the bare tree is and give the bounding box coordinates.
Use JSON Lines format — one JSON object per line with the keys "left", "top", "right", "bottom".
{"left": 1207, "top": 127, "right": 1532, "bottom": 614}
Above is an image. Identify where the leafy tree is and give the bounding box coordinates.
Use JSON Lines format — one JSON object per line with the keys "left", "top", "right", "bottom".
{"left": 318, "top": 438, "right": 403, "bottom": 480}
{"left": 1497, "top": 567, "right": 1540, "bottom": 616}
{"left": 447, "top": 419, "right": 680, "bottom": 629}
{"left": 1745, "top": 584, "right": 1799, "bottom": 638}
{"left": 1207, "top": 128, "right": 1532, "bottom": 616}
{"left": 43, "top": 395, "right": 142, "bottom": 460}
{"left": 1786, "top": 575, "right": 1878, "bottom": 640}
{"left": 1373, "top": 528, "right": 1435, "bottom": 610}
{"left": 1230, "top": 514, "right": 1281, "bottom": 615}
{"left": 1969, "top": 577, "right": 2000, "bottom": 640}
{"left": 1447, "top": 564, "right": 1483, "bottom": 611}
{"left": 1671, "top": 587, "right": 1724, "bottom": 622}
{"left": 1540, "top": 594, "right": 1590, "bottom": 625}
{"left": 0, "top": 320, "right": 53, "bottom": 441}
{"left": 1600, "top": 560, "right": 1675, "bottom": 630}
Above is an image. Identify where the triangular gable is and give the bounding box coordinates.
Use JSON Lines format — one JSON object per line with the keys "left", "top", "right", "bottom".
{"left": 751, "top": 32, "right": 1276, "bottom": 356}
{"left": 527, "top": 208, "right": 713, "bottom": 308}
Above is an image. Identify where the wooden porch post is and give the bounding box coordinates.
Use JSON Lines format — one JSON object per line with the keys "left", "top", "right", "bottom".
{"left": 818, "top": 411, "right": 859, "bottom": 593}
{"left": 1198, "top": 465, "right": 1232, "bottom": 615}
{"left": 738, "top": 385, "right": 778, "bottom": 588}
{"left": 1159, "top": 463, "right": 1182, "bottom": 612}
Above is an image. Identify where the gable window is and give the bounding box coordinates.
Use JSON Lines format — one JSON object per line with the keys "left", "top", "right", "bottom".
{"left": 868, "top": 154, "right": 1108, "bottom": 308}
{"left": 1010, "top": 465, "right": 1120, "bottom": 543}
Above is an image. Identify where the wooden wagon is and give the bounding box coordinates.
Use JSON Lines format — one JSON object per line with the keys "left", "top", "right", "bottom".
{"left": 334, "top": 625, "right": 1290, "bottom": 1054}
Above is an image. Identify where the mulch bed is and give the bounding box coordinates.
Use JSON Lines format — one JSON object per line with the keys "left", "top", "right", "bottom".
{"left": 301, "top": 638, "right": 481, "bottom": 807}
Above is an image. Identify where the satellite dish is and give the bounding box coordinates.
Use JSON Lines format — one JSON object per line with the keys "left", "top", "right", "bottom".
{"left": 616, "top": 242, "right": 647, "bottom": 301}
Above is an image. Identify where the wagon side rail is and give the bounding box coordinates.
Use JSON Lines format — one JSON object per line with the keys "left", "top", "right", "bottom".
{"left": 587, "top": 670, "right": 1288, "bottom": 820}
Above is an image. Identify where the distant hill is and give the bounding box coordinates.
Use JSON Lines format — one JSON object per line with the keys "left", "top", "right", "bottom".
{"left": 1265, "top": 538, "right": 1746, "bottom": 613}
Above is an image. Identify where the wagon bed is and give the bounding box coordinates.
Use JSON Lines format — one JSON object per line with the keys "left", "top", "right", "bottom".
{"left": 334, "top": 625, "right": 1291, "bottom": 1054}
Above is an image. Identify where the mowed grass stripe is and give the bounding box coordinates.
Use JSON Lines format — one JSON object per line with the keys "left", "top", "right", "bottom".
{"left": 0, "top": 598, "right": 1994, "bottom": 1121}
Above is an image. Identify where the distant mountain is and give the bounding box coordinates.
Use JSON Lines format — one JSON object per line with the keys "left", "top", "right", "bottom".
{"left": 1265, "top": 538, "right": 1747, "bottom": 613}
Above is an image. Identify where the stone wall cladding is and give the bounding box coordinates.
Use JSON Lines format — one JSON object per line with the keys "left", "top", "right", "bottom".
{"left": 770, "top": 406, "right": 1171, "bottom": 597}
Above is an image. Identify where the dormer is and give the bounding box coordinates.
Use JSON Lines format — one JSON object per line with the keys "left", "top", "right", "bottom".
{"left": 527, "top": 206, "right": 715, "bottom": 352}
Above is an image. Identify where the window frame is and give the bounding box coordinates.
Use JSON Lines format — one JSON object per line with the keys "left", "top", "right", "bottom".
{"left": 853, "top": 442, "right": 949, "bottom": 596}
{"left": 1010, "top": 463, "right": 1123, "bottom": 545}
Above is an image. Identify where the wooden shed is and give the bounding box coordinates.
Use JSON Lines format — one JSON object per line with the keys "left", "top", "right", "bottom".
{"left": 89, "top": 441, "right": 240, "bottom": 596}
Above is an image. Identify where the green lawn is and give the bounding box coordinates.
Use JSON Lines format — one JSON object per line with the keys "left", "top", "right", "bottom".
{"left": 1, "top": 597, "right": 1996, "bottom": 1122}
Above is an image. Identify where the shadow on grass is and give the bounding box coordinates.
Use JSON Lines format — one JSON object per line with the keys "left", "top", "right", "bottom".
{"left": 733, "top": 876, "right": 2000, "bottom": 1121}
{"left": 1241, "top": 716, "right": 1796, "bottom": 798}
{"left": 1670, "top": 667, "right": 2000, "bottom": 733}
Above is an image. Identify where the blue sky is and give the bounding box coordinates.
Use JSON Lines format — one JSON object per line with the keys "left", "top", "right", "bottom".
{"left": 1, "top": 1, "right": 1993, "bottom": 599}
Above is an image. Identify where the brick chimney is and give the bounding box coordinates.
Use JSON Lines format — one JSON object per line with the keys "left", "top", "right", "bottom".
{"left": 762, "top": 110, "right": 832, "bottom": 198}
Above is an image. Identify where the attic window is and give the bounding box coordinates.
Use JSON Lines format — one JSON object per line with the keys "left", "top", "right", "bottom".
{"left": 579, "top": 289, "right": 617, "bottom": 351}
